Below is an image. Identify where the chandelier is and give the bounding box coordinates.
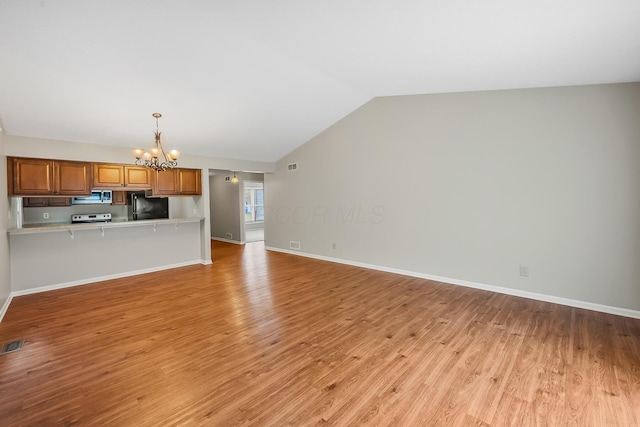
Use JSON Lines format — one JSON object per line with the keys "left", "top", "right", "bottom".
{"left": 132, "top": 113, "right": 180, "bottom": 171}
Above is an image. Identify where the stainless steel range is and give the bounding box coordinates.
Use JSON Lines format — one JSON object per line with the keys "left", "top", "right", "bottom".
{"left": 71, "top": 213, "right": 112, "bottom": 223}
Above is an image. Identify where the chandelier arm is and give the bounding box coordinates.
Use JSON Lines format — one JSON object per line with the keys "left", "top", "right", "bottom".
{"left": 156, "top": 135, "right": 172, "bottom": 165}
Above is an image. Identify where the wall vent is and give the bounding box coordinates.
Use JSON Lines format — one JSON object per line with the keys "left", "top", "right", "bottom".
{"left": 290, "top": 241, "right": 301, "bottom": 250}
{"left": 287, "top": 163, "right": 298, "bottom": 171}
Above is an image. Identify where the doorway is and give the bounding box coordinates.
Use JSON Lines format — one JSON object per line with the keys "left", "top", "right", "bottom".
{"left": 243, "top": 181, "right": 264, "bottom": 242}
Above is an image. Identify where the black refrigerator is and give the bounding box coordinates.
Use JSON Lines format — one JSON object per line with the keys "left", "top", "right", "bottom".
{"left": 128, "top": 192, "right": 169, "bottom": 220}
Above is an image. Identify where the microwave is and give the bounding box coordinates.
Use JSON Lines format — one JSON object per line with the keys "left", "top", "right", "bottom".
{"left": 71, "top": 190, "right": 113, "bottom": 205}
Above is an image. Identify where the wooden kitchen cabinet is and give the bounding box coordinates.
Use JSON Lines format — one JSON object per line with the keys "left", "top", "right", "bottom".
{"left": 8, "top": 157, "right": 199, "bottom": 198}
{"left": 152, "top": 169, "right": 179, "bottom": 196}
{"left": 54, "top": 160, "right": 92, "bottom": 195}
{"left": 151, "top": 168, "right": 201, "bottom": 196}
{"left": 92, "top": 163, "right": 123, "bottom": 188}
{"left": 93, "top": 164, "right": 151, "bottom": 189}
{"left": 22, "top": 197, "right": 48, "bottom": 207}
{"left": 112, "top": 191, "right": 128, "bottom": 205}
{"left": 124, "top": 165, "right": 152, "bottom": 188}
{"left": 23, "top": 197, "right": 71, "bottom": 207}
{"left": 47, "top": 197, "right": 72, "bottom": 206}
{"left": 177, "top": 168, "right": 201, "bottom": 195}
{"left": 8, "top": 157, "right": 91, "bottom": 196}
{"left": 9, "top": 158, "right": 52, "bottom": 195}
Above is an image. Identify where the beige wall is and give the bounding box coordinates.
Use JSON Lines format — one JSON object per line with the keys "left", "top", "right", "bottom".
{"left": 265, "top": 83, "right": 640, "bottom": 313}
{"left": 0, "top": 122, "right": 10, "bottom": 318}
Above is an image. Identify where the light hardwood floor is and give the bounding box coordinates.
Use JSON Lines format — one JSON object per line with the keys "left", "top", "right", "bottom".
{"left": 0, "top": 241, "right": 639, "bottom": 426}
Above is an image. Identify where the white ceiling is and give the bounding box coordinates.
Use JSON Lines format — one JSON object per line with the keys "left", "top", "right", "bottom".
{"left": 1, "top": 0, "right": 639, "bottom": 162}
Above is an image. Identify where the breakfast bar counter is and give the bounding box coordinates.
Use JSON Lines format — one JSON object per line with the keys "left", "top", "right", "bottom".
{"left": 8, "top": 217, "right": 204, "bottom": 235}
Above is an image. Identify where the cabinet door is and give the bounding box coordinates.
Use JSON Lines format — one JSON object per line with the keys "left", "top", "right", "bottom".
{"left": 178, "top": 169, "right": 202, "bottom": 195}
{"left": 10, "top": 158, "right": 54, "bottom": 195}
{"left": 23, "top": 197, "right": 49, "bottom": 207}
{"left": 124, "top": 166, "right": 152, "bottom": 188}
{"left": 152, "top": 169, "right": 178, "bottom": 196}
{"left": 112, "top": 191, "right": 128, "bottom": 205}
{"left": 54, "top": 161, "right": 91, "bottom": 195}
{"left": 48, "top": 198, "right": 71, "bottom": 206}
{"left": 22, "top": 197, "right": 70, "bottom": 207}
{"left": 93, "top": 164, "right": 124, "bottom": 187}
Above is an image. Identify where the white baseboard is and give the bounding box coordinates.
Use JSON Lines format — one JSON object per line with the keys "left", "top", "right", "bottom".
{"left": 265, "top": 246, "right": 640, "bottom": 320}
{"left": 10, "top": 259, "right": 203, "bottom": 298}
{"left": 0, "top": 294, "right": 13, "bottom": 323}
{"left": 212, "top": 237, "right": 243, "bottom": 245}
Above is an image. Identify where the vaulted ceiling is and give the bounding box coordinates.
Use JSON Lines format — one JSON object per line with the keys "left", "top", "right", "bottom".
{"left": 1, "top": 1, "right": 639, "bottom": 162}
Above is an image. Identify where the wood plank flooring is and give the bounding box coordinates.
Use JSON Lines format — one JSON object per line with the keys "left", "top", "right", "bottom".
{"left": 0, "top": 241, "right": 639, "bottom": 426}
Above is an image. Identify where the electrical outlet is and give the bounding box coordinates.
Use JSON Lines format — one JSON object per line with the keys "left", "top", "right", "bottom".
{"left": 226, "top": 232, "right": 232, "bottom": 239}
{"left": 43, "top": 212, "right": 49, "bottom": 219}
{"left": 332, "top": 243, "right": 336, "bottom": 250}
{"left": 193, "top": 208, "right": 197, "bottom": 215}
{"left": 519, "top": 266, "right": 529, "bottom": 277}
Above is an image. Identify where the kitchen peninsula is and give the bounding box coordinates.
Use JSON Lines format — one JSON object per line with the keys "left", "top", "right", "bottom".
{"left": 7, "top": 156, "right": 209, "bottom": 296}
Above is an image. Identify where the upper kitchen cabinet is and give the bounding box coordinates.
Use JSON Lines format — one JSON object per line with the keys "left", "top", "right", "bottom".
{"left": 55, "top": 161, "right": 93, "bottom": 195}
{"left": 178, "top": 168, "right": 201, "bottom": 195}
{"left": 152, "top": 169, "right": 179, "bottom": 196}
{"left": 151, "top": 168, "right": 201, "bottom": 196}
{"left": 8, "top": 157, "right": 92, "bottom": 196}
{"left": 124, "top": 166, "right": 152, "bottom": 188}
{"left": 93, "top": 164, "right": 152, "bottom": 189}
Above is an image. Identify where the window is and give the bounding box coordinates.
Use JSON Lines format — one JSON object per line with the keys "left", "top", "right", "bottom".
{"left": 244, "top": 182, "right": 264, "bottom": 223}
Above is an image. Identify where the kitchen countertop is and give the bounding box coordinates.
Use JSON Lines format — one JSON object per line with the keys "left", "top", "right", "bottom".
{"left": 8, "top": 217, "right": 205, "bottom": 235}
